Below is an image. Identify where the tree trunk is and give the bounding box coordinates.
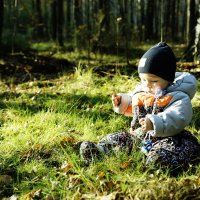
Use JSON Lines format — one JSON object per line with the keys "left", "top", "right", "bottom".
{"left": 184, "top": 0, "right": 197, "bottom": 61}
{"left": 145, "top": 0, "right": 154, "bottom": 40}
{"left": 189, "top": 0, "right": 196, "bottom": 42}
{"left": 194, "top": 4, "right": 200, "bottom": 61}
{"left": 74, "top": 0, "right": 83, "bottom": 27}
{"left": 186, "top": 0, "right": 196, "bottom": 45}
{"left": 140, "top": 0, "right": 145, "bottom": 41}
{"left": 31, "top": 0, "right": 44, "bottom": 40}
{"left": 122, "top": 0, "right": 130, "bottom": 65}
{"left": 57, "top": 0, "right": 64, "bottom": 47}
{"left": 35, "top": 0, "right": 44, "bottom": 39}
{"left": 74, "top": 0, "right": 83, "bottom": 49}
{"left": 171, "top": 0, "right": 176, "bottom": 41}
{"left": 66, "top": 0, "right": 72, "bottom": 40}
{"left": 96, "top": 0, "right": 111, "bottom": 49}
{"left": 0, "top": 0, "right": 4, "bottom": 54}
{"left": 86, "top": 0, "right": 91, "bottom": 64}
{"left": 51, "top": 0, "right": 57, "bottom": 41}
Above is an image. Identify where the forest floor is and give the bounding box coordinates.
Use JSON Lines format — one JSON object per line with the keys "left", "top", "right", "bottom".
{"left": 0, "top": 45, "right": 199, "bottom": 199}
{"left": 0, "top": 47, "right": 200, "bottom": 84}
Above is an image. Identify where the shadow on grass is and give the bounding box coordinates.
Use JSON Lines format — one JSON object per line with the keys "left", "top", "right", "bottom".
{"left": 0, "top": 53, "right": 76, "bottom": 85}
{"left": 0, "top": 51, "right": 141, "bottom": 86}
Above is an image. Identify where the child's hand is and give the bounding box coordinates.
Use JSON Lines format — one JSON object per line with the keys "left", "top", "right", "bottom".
{"left": 139, "top": 117, "right": 153, "bottom": 132}
{"left": 129, "top": 127, "right": 135, "bottom": 135}
{"left": 112, "top": 94, "right": 122, "bottom": 106}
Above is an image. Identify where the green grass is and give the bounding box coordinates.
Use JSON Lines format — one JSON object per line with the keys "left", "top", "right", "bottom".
{"left": 0, "top": 66, "right": 199, "bottom": 199}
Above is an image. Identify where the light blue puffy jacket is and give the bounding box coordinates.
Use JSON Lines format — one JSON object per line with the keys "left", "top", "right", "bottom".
{"left": 113, "top": 72, "right": 197, "bottom": 137}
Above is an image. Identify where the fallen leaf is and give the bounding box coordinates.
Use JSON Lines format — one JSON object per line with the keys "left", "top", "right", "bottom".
{"left": 68, "top": 175, "right": 82, "bottom": 189}
{"left": 104, "top": 180, "right": 115, "bottom": 190}
{"left": 60, "top": 162, "right": 73, "bottom": 173}
{"left": 97, "top": 192, "right": 118, "bottom": 200}
{"left": 60, "top": 136, "right": 77, "bottom": 147}
{"left": 197, "top": 178, "right": 200, "bottom": 187}
{"left": 22, "top": 189, "right": 42, "bottom": 199}
{"left": 96, "top": 171, "right": 106, "bottom": 180}
{"left": 120, "top": 159, "right": 133, "bottom": 169}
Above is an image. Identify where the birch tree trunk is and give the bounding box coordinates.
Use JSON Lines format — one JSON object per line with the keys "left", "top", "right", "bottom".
{"left": 194, "top": 4, "right": 200, "bottom": 61}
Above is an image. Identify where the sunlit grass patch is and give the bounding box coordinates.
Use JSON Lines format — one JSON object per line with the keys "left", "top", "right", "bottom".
{"left": 0, "top": 66, "right": 199, "bottom": 199}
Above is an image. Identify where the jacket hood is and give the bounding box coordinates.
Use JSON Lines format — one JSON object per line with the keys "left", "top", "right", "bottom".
{"left": 167, "top": 72, "right": 197, "bottom": 99}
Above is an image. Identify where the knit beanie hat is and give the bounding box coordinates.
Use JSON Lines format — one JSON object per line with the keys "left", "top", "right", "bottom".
{"left": 138, "top": 42, "right": 176, "bottom": 82}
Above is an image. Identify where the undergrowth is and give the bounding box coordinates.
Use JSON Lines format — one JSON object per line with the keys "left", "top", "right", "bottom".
{"left": 0, "top": 66, "right": 199, "bottom": 199}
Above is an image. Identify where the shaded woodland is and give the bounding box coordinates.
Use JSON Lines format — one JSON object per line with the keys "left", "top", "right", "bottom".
{"left": 0, "top": 0, "right": 199, "bottom": 76}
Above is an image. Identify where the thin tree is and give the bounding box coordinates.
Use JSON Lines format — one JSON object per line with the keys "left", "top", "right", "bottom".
{"left": 145, "top": 0, "right": 154, "bottom": 40}
{"left": 86, "top": 0, "right": 91, "bottom": 64}
{"left": 50, "top": 0, "right": 63, "bottom": 48}
{"left": 66, "top": 0, "right": 72, "bottom": 41}
{"left": 74, "top": 0, "right": 83, "bottom": 49}
{"left": 121, "top": 0, "right": 130, "bottom": 65}
{"left": 12, "top": 0, "right": 18, "bottom": 54}
{"left": 160, "top": 0, "right": 163, "bottom": 42}
{"left": 194, "top": 3, "right": 200, "bottom": 61}
{"left": 51, "top": 0, "right": 57, "bottom": 41}
{"left": 0, "top": 0, "right": 4, "bottom": 55}
{"left": 140, "top": 0, "right": 145, "bottom": 41}
{"left": 184, "top": 0, "right": 197, "bottom": 61}
{"left": 32, "top": 0, "right": 44, "bottom": 39}
{"left": 57, "top": 0, "right": 64, "bottom": 47}
{"left": 98, "top": 0, "right": 110, "bottom": 45}
{"left": 171, "top": 0, "right": 177, "bottom": 41}
{"left": 74, "top": 0, "right": 83, "bottom": 27}
{"left": 35, "top": 0, "right": 44, "bottom": 39}
{"left": 186, "top": 0, "right": 196, "bottom": 45}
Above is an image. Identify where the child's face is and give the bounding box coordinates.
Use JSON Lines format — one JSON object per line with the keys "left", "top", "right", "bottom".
{"left": 139, "top": 73, "right": 170, "bottom": 94}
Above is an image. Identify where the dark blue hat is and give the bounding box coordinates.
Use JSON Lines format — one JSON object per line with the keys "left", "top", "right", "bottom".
{"left": 138, "top": 42, "right": 176, "bottom": 82}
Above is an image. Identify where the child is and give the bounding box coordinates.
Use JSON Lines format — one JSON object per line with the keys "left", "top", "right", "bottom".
{"left": 79, "top": 42, "right": 200, "bottom": 171}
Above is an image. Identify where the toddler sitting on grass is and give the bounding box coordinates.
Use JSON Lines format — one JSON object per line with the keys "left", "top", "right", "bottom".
{"left": 79, "top": 42, "right": 200, "bottom": 171}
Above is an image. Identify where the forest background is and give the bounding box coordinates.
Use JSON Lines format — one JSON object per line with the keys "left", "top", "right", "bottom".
{"left": 0, "top": 0, "right": 200, "bottom": 199}
{"left": 0, "top": 0, "right": 200, "bottom": 61}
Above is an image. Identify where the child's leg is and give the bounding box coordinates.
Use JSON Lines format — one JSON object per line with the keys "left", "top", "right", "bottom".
{"left": 146, "top": 130, "right": 200, "bottom": 170}
{"left": 80, "top": 141, "right": 103, "bottom": 164}
{"left": 80, "top": 132, "right": 135, "bottom": 164}
{"left": 98, "top": 131, "right": 134, "bottom": 154}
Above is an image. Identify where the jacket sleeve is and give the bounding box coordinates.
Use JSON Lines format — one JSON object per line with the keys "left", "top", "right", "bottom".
{"left": 113, "top": 93, "right": 133, "bottom": 117}
{"left": 147, "top": 92, "right": 193, "bottom": 137}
